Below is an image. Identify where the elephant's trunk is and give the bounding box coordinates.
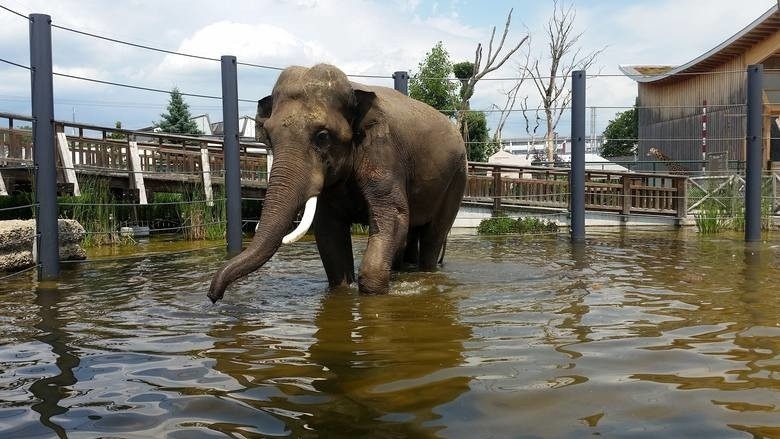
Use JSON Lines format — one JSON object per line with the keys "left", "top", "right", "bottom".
{"left": 208, "top": 158, "right": 318, "bottom": 303}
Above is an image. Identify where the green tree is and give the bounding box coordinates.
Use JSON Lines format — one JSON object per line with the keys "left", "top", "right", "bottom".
{"left": 601, "top": 107, "right": 637, "bottom": 157}
{"left": 155, "top": 88, "right": 201, "bottom": 135}
{"left": 108, "top": 121, "right": 125, "bottom": 140}
{"left": 463, "top": 111, "right": 494, "bottom": 162}
{"left": 452, "top": 61, "right": 474, "bottom": 100}
{"left": 409, "top": 42, "right": 458, "bottom": 116}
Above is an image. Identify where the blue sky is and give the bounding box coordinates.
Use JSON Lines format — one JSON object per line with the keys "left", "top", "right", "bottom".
{"left": 0, "top": 0, "right": 775, "bottom": 137}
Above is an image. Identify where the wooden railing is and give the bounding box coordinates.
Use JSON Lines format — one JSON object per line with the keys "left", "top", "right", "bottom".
{"left": 0, "top": 113, "right": 268, "bottom": 193}
{"left": 2, "top": 112, "right": 690, "bottom": 217}
{"left": 466, "top": 162, "right": 688, "bottom": 218}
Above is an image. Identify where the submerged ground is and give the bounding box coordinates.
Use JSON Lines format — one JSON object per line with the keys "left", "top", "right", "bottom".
{"left": 1, "top": 230, "right": 779, "bottom": 438}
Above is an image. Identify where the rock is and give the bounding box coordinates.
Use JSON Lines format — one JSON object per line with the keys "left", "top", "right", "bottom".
{"left": 0, "top": 219, "right": 87, "bottom": 271}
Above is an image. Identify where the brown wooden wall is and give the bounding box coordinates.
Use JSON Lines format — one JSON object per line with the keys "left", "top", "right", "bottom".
{"left": 637, "top": 56, "right": 747, "bottom": 171}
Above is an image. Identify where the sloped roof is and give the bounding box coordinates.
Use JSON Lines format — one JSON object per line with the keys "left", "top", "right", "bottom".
{"left": 620, "top": 4, "right": 780, "bottom": 83}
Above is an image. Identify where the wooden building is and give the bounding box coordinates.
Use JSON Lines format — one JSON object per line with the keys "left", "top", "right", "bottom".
{"left": 620, "top": 4, "right": 780, "bottom": 171}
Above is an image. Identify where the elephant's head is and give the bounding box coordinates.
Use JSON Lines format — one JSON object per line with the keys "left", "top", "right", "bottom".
{"left": 208, "top": 64, "right": 376, "bottom": 302}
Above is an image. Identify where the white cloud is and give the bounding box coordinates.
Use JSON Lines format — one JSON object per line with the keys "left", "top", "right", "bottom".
{"left": 156, "top": 21, "right": 331, "bottom": 74}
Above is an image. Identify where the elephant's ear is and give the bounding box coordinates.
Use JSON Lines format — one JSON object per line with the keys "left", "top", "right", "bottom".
{"left": 255, "top": 95, "right": 273, "bottom": 144}
{"left": 350, "top": 84, "right": 377, "bottom": 140}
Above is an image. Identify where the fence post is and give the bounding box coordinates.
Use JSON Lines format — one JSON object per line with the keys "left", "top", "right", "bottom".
{"left": 492, "top": 166, "right": 502, "bottom": 214}
{"left": 221, "top": 55, "right": 242, "bottom": 255}
{"left": 30, "top": 13, "right": 59, "bottom": 280}
{"left": 570, "top": 70, "right": 586, "bottom": 242}
{"left": 393, "top": 71, "right": 408, "bottom": 95}
{"left": 745, "top": 64, "right": 763, "bottom": 242}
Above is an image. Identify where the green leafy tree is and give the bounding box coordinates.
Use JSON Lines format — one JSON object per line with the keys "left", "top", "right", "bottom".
{"left": 453, "top": 61, "right": 474, "bottom": 100}
{"left": 463, "top": 111, "right": 495, "bottom": 162}
{"left": 601, "top": 108, "right": 637, "bottom": 157}
{"left": 156, "top": 88, "right": 202, "bottom": 135}
{"left": 409, "top": 42, "right": 458, "bottom": 116}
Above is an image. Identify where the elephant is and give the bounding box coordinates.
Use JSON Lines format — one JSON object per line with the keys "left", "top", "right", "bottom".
{"left": 208, "top": 63, "right": 467, "bottom": 302}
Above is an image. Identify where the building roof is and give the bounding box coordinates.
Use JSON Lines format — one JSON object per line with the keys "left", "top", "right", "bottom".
{"left": 620, "top": 4, "right": 780, "bottom": 83}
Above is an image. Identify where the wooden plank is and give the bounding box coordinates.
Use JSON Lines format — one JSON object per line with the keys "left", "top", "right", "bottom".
{"left": 0, "top": 169, "right": 7, "bottom": 196}
{"left": 200, "top": 146, "right": 214, "bottom": 206}
{"left": 127, "top": 141, "right": 148, "bottom": 205}
{"left": 56, "top": 132, "right": 80, "bottom": 196}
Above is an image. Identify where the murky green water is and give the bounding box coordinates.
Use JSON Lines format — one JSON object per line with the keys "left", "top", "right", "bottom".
{"left": 1, "top": 230, "right": 779, "bottom": 438}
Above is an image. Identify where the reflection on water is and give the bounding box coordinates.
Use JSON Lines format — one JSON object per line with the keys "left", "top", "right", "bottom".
{"left": 30, "top": 287, "right": 79, "bottom": 439}
{"left": 0, "top": 230, "right": 779, "bottom": 437}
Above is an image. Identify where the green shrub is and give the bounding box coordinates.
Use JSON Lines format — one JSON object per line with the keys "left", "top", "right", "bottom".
{"left": 477, "top": 216, "right": 558, "bottom": 235}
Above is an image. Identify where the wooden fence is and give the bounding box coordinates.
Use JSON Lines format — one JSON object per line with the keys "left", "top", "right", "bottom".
{"left": 466, "top": 163, "right": 688, "bottom": 218}
{"left": 0, "top": 112, "right": 268, "bottom": 200}
{"left": 1, "top": 112, "right": 701, "bottom": 218}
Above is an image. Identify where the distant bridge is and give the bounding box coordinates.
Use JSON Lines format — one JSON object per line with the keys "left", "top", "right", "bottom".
{"left": 1, "top": 112, "right": 689, "bottom": 222}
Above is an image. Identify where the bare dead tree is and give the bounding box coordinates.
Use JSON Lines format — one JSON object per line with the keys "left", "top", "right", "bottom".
{"left": 491, "top": 46, "right": 531, "bottom": 145}
{"left": 491, "top": 82, "right": 521, "bottom": 145}
{"left": 520, "top": 96, "right": 542, "bottom": 158}
{"left": 528, "top": 0, "right": 604, "bottom": 161}
{"left": 456, "top": 9, "right": 530, "bottom": 140}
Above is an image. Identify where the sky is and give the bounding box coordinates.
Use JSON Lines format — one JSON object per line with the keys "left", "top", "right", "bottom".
{"left": 0, "top": 0, "right": 776, "bottom": 138}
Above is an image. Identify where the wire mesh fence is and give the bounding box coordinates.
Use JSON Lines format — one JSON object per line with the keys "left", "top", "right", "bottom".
{"left": 1, "top": 4, "right": 779, "bottom": 279}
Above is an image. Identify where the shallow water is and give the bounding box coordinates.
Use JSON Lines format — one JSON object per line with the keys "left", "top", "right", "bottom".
{"left": 1, "top": 230, "right": 779, "bottom": 438}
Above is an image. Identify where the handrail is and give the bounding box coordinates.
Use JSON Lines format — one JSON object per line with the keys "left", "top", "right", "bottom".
{"left": 0, "top": 111, "right": 266, "bottom": 149}
{"left": 467, "top": 161, "right": 682, "bottom": 179}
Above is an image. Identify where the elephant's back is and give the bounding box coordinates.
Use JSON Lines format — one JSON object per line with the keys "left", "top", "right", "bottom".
{"left": 366, "top": 85, "right": 465, "bottom": 156}
{"left": 359, "top": 84, "right": 466, "bottom": 225}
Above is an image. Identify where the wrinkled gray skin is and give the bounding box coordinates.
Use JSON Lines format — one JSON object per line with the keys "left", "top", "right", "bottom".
{"left": 208, "top": 64, "right": 466, "bottom": 302}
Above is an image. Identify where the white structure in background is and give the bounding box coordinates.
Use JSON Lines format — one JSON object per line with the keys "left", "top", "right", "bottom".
{"left": 488, "top": 149, "right": 630, "bottom": 174}
{"left": 500, "top": 135, "right": 604, "bottom": 156}
{"left": 140, "top": 114, "right": 257, "bottom": 140}
{"left": 487, "top": 150, "right": 533, "bottom": 178}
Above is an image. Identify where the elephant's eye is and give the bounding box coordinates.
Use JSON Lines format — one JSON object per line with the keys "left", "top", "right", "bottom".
{"left": 314, "top": 129, "right": 330, "bottom": 148}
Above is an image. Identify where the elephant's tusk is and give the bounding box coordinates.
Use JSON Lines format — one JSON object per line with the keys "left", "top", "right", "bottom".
{"left": 282, "top": 196, "right": 317, "bottom": 244}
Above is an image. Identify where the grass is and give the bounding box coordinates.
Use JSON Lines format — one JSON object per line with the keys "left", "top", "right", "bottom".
{"left": 178, "top": 186, "right": 226, "bottom": 241}
{"left": 690, "top": 175, "right": 774, "bottom": 233}
{"left": 59, "top": 177, "right": 134, "bottom": 247}
{"left": 351, "top": 223, "right": 370, "bottom": 235}
{"left": 477, "top": 215, "right": 558, "bottom": 235}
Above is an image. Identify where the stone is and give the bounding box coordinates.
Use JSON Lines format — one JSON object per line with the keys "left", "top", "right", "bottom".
{"left": 0, "top": 219, "right": 87, "bottom": 272}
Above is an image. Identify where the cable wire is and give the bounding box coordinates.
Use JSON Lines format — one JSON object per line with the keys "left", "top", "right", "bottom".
{"left": 52, "top": 72, "right": 222, "bottom": 100}
{"left": 0, "top": 57, "right": 30, "bottom": 70}
{"left": 0, "top": 264, "right": 37, "bottom": 282}
{"left": 0, "top": 3, "right": 28, "bottom": 20}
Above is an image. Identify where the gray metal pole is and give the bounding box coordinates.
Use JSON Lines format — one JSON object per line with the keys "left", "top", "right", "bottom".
{"left": 745, "top": 64, "right": 763, "bottom": 242}
{"left": 221, "top": 55, "right": 242, "bottom": 255}
{"left": 30, "top": 13, "right": 59, "bottom": 280}
{"left": 570, "top": 70, "right": 586, "bottom": 242}
{"left": 393, "top": 71, "right": 408, "bottom": 95}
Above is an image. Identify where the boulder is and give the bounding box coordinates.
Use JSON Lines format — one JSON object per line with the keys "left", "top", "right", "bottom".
{"left": 0, "top": 219, "right": 87, "bottom": 272}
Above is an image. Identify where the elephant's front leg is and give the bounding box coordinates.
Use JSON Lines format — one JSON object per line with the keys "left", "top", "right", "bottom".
{"left": 359, "top": 195, "right": 409, "bottom": 295}
{"left": 313, "top": 208, "right": 355, "bottom": 287}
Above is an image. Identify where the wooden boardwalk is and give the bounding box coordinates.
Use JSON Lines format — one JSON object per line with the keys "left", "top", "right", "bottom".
{"left": 1, "top": 113, "right": 688, "bottom": 219}
{"left": 0, "top": 113, "right": 268, "bottom": 201}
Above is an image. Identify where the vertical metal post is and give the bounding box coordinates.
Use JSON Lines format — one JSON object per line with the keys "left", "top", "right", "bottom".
{"left": 221, "top": 55, "right": 242, "bottom": 255}
{"left": 30, "top": 13, "right": 59, "bottom": 280}
{"left": 393, "top": 71, "right": 408, "bottom": 95}
{"left": 570, "top": 70, "right": 586, "bottom": 242}
{"left": 701, "top": 99, "right": 708, "bottom": 171}
{"left": 745, "top": 64, "right": 763, "bottom": 242}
